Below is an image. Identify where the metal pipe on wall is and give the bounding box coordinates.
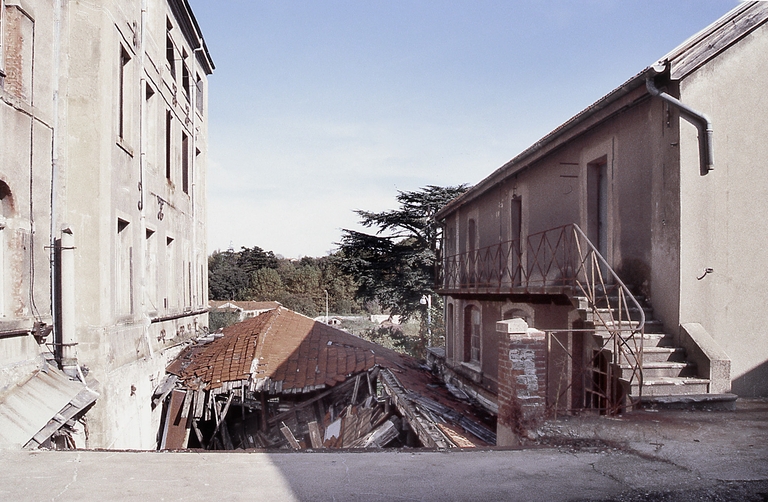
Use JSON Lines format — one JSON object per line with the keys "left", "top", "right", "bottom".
{"left": 646, "top": 77, "right": 714, "bottom": 176}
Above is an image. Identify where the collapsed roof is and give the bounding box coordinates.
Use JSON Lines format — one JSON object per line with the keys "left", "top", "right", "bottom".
{"left": 159, "top": 307, "right": 495, "bottom": 449}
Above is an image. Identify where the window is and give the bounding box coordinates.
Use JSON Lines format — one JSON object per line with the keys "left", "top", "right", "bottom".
{"left": 165, "top": 236, "right": 175, "bottom": 309}
{"left": 117, "top": 218, "right": 133, "bottom": 315}
{"left": 446, "top": 303, "right": 454, "bottom": 359}
{"left": 181, "top": 51, "right": 190, "bottom": 100}
{"left": 146, "top": 229, "right": 157, "bottom": 311}
{"left": 587, "top": 159, "right": 609, "bottom": 259}
{"left": 119, "top": 46, "right": 131, "bottom": 139}
{"left": 0, "top": 181, "right": 12, "bottom": 317}
{"left": 195, "top": 74, "right": 204, "bottom": 114}
{"left": 166, "top": 19, "right": 175, "bottom": 80}
{"left": 467, "top": 218, "right": 477, "bottom": 285}
{"left": 165, "top": 110, "right": 172, "bottom": 180}
{"left": 181, "top": 131, "right": 189, "bottom": 193}
{"left": 463, "top": 305, "right": 481, "bottom": 364}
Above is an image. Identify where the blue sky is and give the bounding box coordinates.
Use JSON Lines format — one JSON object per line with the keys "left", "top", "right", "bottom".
{"left": 188, "top": 0, "right": 741, "bottom": 258}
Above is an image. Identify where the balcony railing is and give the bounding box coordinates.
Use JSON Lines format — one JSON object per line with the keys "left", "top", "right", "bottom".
{"left": 439, "top": 223, "right": 645, "bottom": 412}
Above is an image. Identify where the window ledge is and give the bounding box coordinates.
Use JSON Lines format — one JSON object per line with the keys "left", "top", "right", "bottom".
{"left": 459, "top": 361, "right": 483, "bottom": 383}
{"left": 116, "top": 137, "right": 134, "bottom": 157}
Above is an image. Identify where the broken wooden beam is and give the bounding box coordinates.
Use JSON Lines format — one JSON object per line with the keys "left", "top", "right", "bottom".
{"left": 280, "top": 422, "right": 301, "bottom": 449}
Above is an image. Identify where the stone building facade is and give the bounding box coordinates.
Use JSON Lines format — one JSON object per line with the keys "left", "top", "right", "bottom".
{"left": 0, "top": 0, "right": 213, "bottom": 449}
{"left": 434, "top": 2, "right": 768, "bottom": 435}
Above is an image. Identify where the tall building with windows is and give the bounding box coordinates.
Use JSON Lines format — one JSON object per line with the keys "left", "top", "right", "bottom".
{"left": 0, "top": 0, "right": 213, "bottom": 449}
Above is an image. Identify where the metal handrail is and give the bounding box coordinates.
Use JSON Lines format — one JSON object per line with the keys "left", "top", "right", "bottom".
{"left": 438, "top": 223, "right": 645, "bottom": 412}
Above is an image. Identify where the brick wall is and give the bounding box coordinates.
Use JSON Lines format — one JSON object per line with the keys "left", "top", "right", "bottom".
{"left": 496, "top": 318, "right": 547, "bottom": 446}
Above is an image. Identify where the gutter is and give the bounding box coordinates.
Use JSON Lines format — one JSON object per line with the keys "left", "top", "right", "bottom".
{"left": 646, "top": 69, "right": 714, "bottom": 176}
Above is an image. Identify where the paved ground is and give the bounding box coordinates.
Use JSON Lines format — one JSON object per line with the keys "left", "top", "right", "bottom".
{"left": 0, "top": 399, "right": 766, "bottom": 501}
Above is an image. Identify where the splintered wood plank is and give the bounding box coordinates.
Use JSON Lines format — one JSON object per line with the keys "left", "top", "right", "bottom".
{"left": 308, "top": 421, "right": 323, "bottom": 449}
{"left": 351, "top": 374, "right": 361, "bottom": 405}
{"left": 280, "top": 422, "right": 301, "bottom": 449}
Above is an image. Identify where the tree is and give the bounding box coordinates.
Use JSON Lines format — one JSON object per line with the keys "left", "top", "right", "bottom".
{"left": 338, "top": 184, "right": 469, "bottom": 319}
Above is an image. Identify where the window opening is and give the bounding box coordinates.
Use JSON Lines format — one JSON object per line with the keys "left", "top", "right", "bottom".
{"left": 165, "top": 110, "right": 172, "bottom": 180}
{"left": 119, "top": 46, "right": 131, "bottom": 139}
{"left": 181, "top": 132, "right": 189, "bottom": 193}
{"left": 463, "top": 305, "right": 481, "bottom": 364}
{"left": 166, "top": 19, "right": 175, "bottom": 80}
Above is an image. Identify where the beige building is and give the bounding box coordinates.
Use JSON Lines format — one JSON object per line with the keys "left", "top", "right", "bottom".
{"left": 434, "top": 2, "right": 768, "bottom": 422}
{"left": 0, "top": 0, "right": 213, "bottom": 449}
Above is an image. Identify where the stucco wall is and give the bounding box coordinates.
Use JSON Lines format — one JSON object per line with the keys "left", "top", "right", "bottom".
{"left": 0, "top": 0, "right": 56, "bottom": 392}
{"left": 678, "top": 21, "right": 768, "bottom": 396}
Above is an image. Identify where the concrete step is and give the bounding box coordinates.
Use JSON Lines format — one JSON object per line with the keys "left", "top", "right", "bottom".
{"left": 624, "top": 377, "right": 710, "bottom": 397}
{"left": 636, "top": 393, "right": 738, "bottom": 411}
{"left": 618, "top": 361, "right": 697, "bottom": 380}
{"left": 619, "top": 347, "right": 686, "bottom": 364}
{"left": 594, "top": 319, "right": 665, "bottom": 334}
{"left": 594, "top": 332, "right": 671, "bottom": 349}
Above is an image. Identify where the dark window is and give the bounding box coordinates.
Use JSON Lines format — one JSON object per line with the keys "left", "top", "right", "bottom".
{"left": 165, "top": 111, "right": 172, "bottom": 180}
{"left": 166, "top": 20, "right": 176, "bottom": 80}
{"left": 119, "top": 46, "right": 131, "bottom": 139}
{"left": 181, "top": 132, "right": 189, "bottom": 193}
{"left": 463, "top": 305, "right": 481, "bottom": 363}
{"left": 182, "top": 59, "right": 190, "bottom": 100}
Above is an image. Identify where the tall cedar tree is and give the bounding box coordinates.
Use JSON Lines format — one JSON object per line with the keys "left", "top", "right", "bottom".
{"left": 338, "top": 185, "right": 469, "bottom": 319}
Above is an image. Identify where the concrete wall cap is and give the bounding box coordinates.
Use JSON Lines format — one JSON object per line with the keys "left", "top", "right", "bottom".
{"left": 496, "top": 318, "right": 528, "bottom": 333}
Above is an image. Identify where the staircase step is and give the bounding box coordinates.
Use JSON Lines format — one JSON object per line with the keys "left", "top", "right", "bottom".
{"left": 620, "top": 347, "right": 686, "bottom": 364}
{"left": 594, "top": 332, "right": 671, "bottom": 348}
{"left": 594, "top": 319, "right": 665, "bottom": 333}
{"left": 618, "top": 361, "right": 696, "bottom": 380}
{"left": 636, "top": 393, "right": 738, "bottom": 411}
{"left": 624, "top": 377, "right": 710, "bottom": 397}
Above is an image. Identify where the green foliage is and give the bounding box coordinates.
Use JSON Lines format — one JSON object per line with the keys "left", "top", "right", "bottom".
{"left": 208, "top": 247, "right": 365, "bottom": 318}
{"left": 208, "top": 311, "right": 241, "bottom": 332}
{"left": 208, "top": 246, "right": 277, "bottom": 301}
{"left": 338, "top": 185, "right": 469, "bottom": 319}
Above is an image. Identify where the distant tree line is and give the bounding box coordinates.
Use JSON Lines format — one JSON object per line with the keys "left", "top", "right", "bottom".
{"left": 208, "top": 185, "right": 469, "bottom": 355}
{"left": 208, "top": 247, "right": 365, "bottom": 317}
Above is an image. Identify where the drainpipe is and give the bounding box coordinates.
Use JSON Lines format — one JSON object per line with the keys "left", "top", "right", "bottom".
{"left": 50, "top": 0, "right": 62, "bottom": 350}
{"left": 646, "top": 77, "right": 714, "bottom": 176}
{"left": 139, "top": 0, "right": 154, "bottom": 355}
{"left": 60, "top": 225, "right": 77, "bottom": 377}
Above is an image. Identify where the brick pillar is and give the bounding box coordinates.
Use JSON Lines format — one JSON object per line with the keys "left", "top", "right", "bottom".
{"left": 496, "top": 318, "right": 547, "bottom": 446}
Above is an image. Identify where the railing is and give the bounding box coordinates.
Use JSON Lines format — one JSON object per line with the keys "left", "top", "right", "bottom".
{"left": 439, "top": 224, "right": 645, "bottom": 413}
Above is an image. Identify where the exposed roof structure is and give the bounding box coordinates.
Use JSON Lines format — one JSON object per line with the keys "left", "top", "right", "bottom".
{"left": 161, "top": 307, "right": 495, "bottom": 449}
{"left": 436, "top": 1, "right": 768, "bottom": 219}
{"left": 172, "top": 307, "right": 406, "bottom": 394}
{"left": 0, "top": 365, "right": 98, "bottom": 448}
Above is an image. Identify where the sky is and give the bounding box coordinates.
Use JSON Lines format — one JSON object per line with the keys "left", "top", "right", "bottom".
{"left": 188, "top": 0, "right": 742, "bottom": 258}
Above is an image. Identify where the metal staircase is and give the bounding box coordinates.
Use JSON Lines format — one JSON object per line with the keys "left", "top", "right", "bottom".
{"left": 438, "top": 223, "right": 733, "bottom": 414}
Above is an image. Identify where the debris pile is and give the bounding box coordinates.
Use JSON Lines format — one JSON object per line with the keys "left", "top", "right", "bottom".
{"left": 155, "top": 307, "right": 495, "bottom": 450}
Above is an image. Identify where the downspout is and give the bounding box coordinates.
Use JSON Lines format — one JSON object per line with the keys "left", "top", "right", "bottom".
{"left": 60, "top": 225, "right": 77, "bottom": 377}
{"left": 646, "top": 76, "right": 714, "bottom": 176}
{"left": 50, "top": 0, "right": 62, "bottom": 362}
{"left": 139, "top": 0, "right": 154, "bottom": 356}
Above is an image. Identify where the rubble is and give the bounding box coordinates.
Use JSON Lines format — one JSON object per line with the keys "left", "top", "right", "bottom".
{"left": 156, "top": 307, "right": 495, "bottom": 450}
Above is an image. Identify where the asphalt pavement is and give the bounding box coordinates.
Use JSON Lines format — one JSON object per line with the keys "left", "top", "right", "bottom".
{"left": 0, "top": 399, "right": 766, "bottom": 501}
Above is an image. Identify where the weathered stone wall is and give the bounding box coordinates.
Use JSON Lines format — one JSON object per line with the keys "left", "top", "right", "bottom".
{"left": 496, "top": 318, "right": 546, "bottom": 447}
